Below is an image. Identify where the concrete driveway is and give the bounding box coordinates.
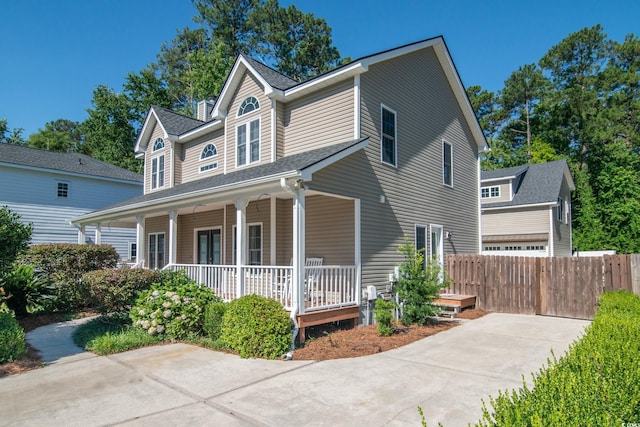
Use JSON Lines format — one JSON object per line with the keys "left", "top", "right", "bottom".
{"left": 0, "top": 313, "right": 589, "bottom": 426}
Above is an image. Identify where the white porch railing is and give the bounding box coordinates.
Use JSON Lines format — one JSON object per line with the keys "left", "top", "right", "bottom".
{"left": 166, "top": 264, "right": 358, "bottom": 312}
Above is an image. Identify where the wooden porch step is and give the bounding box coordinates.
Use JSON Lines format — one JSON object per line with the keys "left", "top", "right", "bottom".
{"left": 296, "top": 306, "right": 360, "bottom": 344}
{"left": 433, "top": 294, "right": 476, "bottom": 318}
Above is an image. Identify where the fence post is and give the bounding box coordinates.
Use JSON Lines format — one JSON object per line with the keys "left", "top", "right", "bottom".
{"left": 534, "top": 257, "right": 542, "bottom": 315}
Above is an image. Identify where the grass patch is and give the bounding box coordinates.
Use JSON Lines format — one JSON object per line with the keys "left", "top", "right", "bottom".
{"left": 73, "top": 314, "right": 161, "bottom": 355}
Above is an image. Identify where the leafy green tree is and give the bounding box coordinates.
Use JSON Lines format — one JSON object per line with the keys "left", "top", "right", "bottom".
{"left": 0, "top": 207, "right": 32, "bottom": 278}
{"left": 123, "top": 68, "right": 172, "bottom": 130}
{"left": 27, "top": 119, "right": 82, "bottom": 152}
{"left": 81, "top": 86, "right": 140, "bottom": 172}
{"left": 466, "top": 85, "right": 502, "bottom": 140}
{"left": 0, "top": 119, "right": 25, "bottom": 145}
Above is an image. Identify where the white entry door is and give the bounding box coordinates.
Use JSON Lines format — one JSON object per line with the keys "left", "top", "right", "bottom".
{"left": 430, "top": 224, "right": 444, "bottom": 264}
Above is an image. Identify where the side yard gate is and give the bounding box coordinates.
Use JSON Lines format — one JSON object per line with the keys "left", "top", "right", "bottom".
{"left": 444, "top": 254, "right": 640, "bottom": 320}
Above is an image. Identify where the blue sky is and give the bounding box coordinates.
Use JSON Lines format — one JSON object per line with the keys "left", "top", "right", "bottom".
{"left": 1, "top": 0, "right": 638, "bottom": 138}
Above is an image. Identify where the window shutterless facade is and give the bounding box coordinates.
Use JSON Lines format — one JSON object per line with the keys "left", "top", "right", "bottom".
{"left": 57, "top": 181, "right": 69, "bottom": 198}
{"left": 481, "top": 186, "right": 500, "bottom": 199}
{"left": 237, "top": 119, "right": 260, "bottom": 166}
{"left": 381, "top": 105, "right": 397, "bottom": 167}
{"left": 199, "top": 143, "right": 218, "bottom": 173}
{"left": 232, "top": 223, "right": 262, "bottom": 265}
{"left": 148, "top": 233, "right": 165, "bottom": 270}
{"left": 151, "top": 155, "right": 165, "bottom": 189}
{"left": 557, "top": 197, "right": 564, "bottom": 221}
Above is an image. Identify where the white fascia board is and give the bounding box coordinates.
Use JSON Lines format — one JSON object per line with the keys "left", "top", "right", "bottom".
{"left": 281, "top": 63, "right": 367, "bottom": 102}
{"left": 70, "top": 170, "right": 301, "bottom": 225}
{"left": 299, "top": 138, "right": 369, "bottom": 180}
{"left": 177, "top": 119, "right": 224, "bottom": 142}
{"left": 134, "top": 108, "right": 168, "bottom": 156}
{"left": 481, "top": 175, "right": 518, "bottom": 184}
{"left": 0, "top": 162, "right": 143, "bottom": 186}
{"left": 481, "top": 201, "right": 556, "bottom": 212}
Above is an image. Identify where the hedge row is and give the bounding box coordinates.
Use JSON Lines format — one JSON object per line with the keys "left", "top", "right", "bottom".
{"left": 83, "top": 269, "right": 163, "bottom": 315}
{"left": 476, "top": 291, "right": 640, "bottom": 426}
{"left": 0, "top": 312, "right": 26, "bottom": 363}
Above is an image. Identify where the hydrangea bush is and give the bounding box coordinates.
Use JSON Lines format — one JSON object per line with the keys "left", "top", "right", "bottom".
{"left": 129, "top": 275, "right": 219, "bottom": 339}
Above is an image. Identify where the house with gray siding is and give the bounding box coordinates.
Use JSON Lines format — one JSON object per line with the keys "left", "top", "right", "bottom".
{"left": 0, "top": 143, "right": 143, "bottom": 260}
{"left": 71, "top": 36, "right": 486, "bottom": 335}
{"left": 481, "top": 159, "right": 575, "bottom": 257}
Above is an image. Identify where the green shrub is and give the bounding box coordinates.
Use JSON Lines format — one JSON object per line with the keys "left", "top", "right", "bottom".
{"left": 73, "top": 314, "right": 161, "bottom": 355}
{"left": 0, "top": 311, "right": 26, "bottom": 362}
{"left": 130, "top": 273, "right": 219, "bottom": 339}
{"left": 373, "top": 298, "right": 395, "bottom": 336}
{"left": 204, "top": 301, "right": 227, "bottom": 341}
{"left": 19, "top": 244, "right": 119, "bottom": 311}
{"left": 0, "top": 206, "right": 32, "bottom": 279}
{"left": 396, "top": 239, "right": 448, "bottom": 326}
{"left": 83, "top": 268, "right": 162, "bottom": 315}
{"left": 219, "top": 294, "right": 291, "bottom": 359}
{"left": 476, "top": 291, "right": 640, "bottom": 426}
{"left": 2, "top": 264, "right": 53, "bottom": 316}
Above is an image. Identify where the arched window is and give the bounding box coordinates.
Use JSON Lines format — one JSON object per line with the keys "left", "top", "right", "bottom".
{"left": 238, "top": 96, "right": 260, "bottom": 116}
{"left": 200, "top": 143, "right": 218, "bottom": 159}
{"left": 153, "top": 138, "right": 164, "bottom": 151}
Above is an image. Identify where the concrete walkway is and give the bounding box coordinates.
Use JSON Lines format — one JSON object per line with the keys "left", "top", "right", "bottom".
{"left": 1, "top": 313, "right": 589, "bottom": 426}
{"left": 25, "top": 316, "right": 97, "bottom": 365}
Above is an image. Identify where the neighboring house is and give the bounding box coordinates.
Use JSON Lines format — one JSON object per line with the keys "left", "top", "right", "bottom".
{"left": 480, "top": 159, "right": 575, "bottom": 257}
{"left": 71, "top": 36, "right": 487, "bottom": 329}
{"left": 0, "top": 144, "right": 143, "bottom": 260}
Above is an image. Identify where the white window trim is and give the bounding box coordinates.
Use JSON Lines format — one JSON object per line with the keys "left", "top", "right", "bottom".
{"left": 429, "top": 224, "right": 444, "bottom": 262}
{"left": 199, "top": 143, "right": 218, "bottom": 161}
{"left": 56, "top": 180, "right": 70, "bottom": 199}
{"left": 481, "top": 185, "right": 501, "bottom": 199}
{"left": 148, "top": 232, "right": 165, "bottom": 270}
{"left": 442, "top": 139, "right": 453, "bottom": 187}
{"left": 237, "top": 96, "right": 261, "bottom": 117}
{"left": 380, "top": 104, "right": 397, "bottom": 168}
{"left": 151, "top": 154, "right": 165, "bottom": 190}
{"left": 193, "top": 226, "right": 223, "bottom": 264}
{"left": 128, "top": 242, "right": 137, "bottom": 261}
{"left": 557, "top": 197, "right": 564, "bottom": 222}
{"left": 236, "top": 117, "right": 261, "bottom": 168}
{"left": 415, "top": 224, "right": 428, "bottom": 268}
{"left": 232, "top": 222, "right": 263, "bottom": 265}
{"left": 152, "top": 137, "right": 165, "bottom": 152}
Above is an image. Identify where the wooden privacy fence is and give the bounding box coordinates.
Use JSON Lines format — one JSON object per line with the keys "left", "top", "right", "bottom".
{"left": 444, "top": 254, "right": 640, "bottom": 320}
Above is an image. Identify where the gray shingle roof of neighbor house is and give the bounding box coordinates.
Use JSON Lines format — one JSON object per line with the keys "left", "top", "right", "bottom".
{"left": 481, "top": 159, "right": 572, "bottom": 208}
{"left": 152, "top": 106, "right": 205, "bottom": 135}
{"left": 84, "top": 137, "right": 369, "bottom": 215}
{"left": 0, "top": 143, "right": 143, "bottom": 183}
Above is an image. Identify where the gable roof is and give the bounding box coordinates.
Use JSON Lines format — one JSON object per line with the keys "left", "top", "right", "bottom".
{"left": 481, "top": 160, "right": 575, "bottom": 208}
{"left": 72, "top": 138, "right": 368, "bottom": 224}
{"left": 241, "top": 54, "right": 299, "bottom": 90}
{"left": 152, "top": 106, "right": 204, "bottom": 135}
{"left": 0, "top": 143, "right": 142, "bottom": 183}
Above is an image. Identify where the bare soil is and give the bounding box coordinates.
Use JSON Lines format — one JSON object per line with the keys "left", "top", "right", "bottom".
{"left": 1, "top": 308, "right": 489, "bottom": 376}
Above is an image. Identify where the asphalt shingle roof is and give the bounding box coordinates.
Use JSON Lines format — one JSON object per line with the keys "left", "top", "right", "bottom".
{"left": 0, "top": 143, "right": 143, "bottom": 182}
{"left": 242, "top": 54, "right": 299, "bottom": 90}
{"left": 481, "top": 160, "right": 569, "bottom": 208}
{"left": 152, "top": 106, "right": 205, "bottom": 135}
{"left": 93, "top": 138, "right": 368, "bottom": 214}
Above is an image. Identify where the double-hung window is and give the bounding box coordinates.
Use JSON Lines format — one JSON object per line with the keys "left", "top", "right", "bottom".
{"left": 237, "top": 119, "right": 260, "bottom": 166}
{"left": 149, "top": 233, "right": 165, "bottom": 270}
{"left": 151, "top": 137, "right": 165, "bottom": 189}
{"left": 381, "top": 106, "right": 397, "bottom": 166}
{"left": 232, "top": 223, "right": 262, "bottom": 265}
{"left": 443, "top": 140, "right": 453, "bottom": 187}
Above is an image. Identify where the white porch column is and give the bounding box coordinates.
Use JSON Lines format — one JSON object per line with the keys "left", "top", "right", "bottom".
{"left": 77, "top": 225, "right": 86, "bottom": 244}
{"left": 136, "top": 215, "right": 145, "bottom": 266}
{"left": 235, "top": 199, "right": 248, "bottom": 297}
{"left": 168, "top": 210, "right": 178, "bottom": 266}
{"left": 94, "top": 224, "right": 102, "bottom": 245}
{"left": 292, "top": 186, "right": 306, "bottom": 314}
{"left": 270, "top": 195, "right": 276, "bottom": 265}
{"left": 354, "top": 198, "right": 361, "bottom": 306}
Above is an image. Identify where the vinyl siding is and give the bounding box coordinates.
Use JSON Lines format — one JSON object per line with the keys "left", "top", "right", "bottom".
{"left": 178, "top": 128, "right": 225, "bottom": 184}
{"left": 225, "top": 72, "right": 271, "bottom": 171}
{"left": 283, "top": 80, "right": 354, "bottom": 156}
{"left": 553, "top": 179, "right": 573, "bottom": 256}
{"left": 276, "top": 198, "right": 292, "bottom": 265}
{"left": 482, "top": 206, "right": 550, "bottom": 236}
{"left": 222, "top": 199, "right": 271, "bottom": 265}
{"left": 145, "top": 215, "right": 169, "bottom": 268}
{"left": 176, "top": 208, "right": 225, "bottom": 264}
{"left": 5, "top": 202, "right": 136, "bottom": 259}
{"left": 144, "top": 123, "right": 169, "bottom": 194}
{"left": 276, "top": 100, "right": 286, "bottom": 160}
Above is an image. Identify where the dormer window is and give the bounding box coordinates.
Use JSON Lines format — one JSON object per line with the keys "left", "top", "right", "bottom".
{"left": 153, "top": 138, "right": 164, "bottom": 151}
{"left": 238, "top": 96, "right": 260, "bottom": 116}
{"left": 200, "top": 143, "right": 219, "bottom": 173}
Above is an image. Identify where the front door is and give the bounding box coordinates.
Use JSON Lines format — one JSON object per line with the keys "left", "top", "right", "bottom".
{"left": 197, "top": 229, "right": 221, "bottom": 264}
{"left": 430, "top": 224, "right": 444, "bottom": 263}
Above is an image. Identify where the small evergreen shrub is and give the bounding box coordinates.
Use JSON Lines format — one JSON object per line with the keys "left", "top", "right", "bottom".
{"left": 0, "top": 311, "right": 26, "bottom": 362}
{"left": 396, "top": 239, "right": 448, "bottom": 326}
{"left": 203, "top": 301, "right": 227, "bottom": 341}
{"left": 373, "top": 298, "right": 396, "bottom": 336}
{"left": 20, "top": 244, "right": 119, "bottom": 312}
{"left": 130, "top": 274, "right": 219, "bottom": 339}
{"left": 83, "top": 268, "right": 163, "bottom": 314}
{"left": 476, "top": 291, "right": 640, "bottom": 426}
{"left": 1, "top": 264, "right": 53, "bottom": 316}
{"left": 219, "top": 294, "right": 291, "bottom": 359}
